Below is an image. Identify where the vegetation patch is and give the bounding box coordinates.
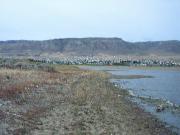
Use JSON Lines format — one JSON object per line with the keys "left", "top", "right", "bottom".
{"left": 0, "top": 59, "right": 176, "bottom": 135}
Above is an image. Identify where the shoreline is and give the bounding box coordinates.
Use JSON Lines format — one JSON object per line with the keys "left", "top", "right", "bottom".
{"left": 102, "top": 71, "right": 177, "bottom": 134}
{"left": 109, "top": 72, "right": 178, "bottom": 135}
{"left": 79, "top": 65, "right": 179, "bottom": 134}
{"left": 110, "top": 77, "right": 180, "bottom": 134}
{"left": 79, "top": 65, "right": 180, "bottom": 72}
{"left": 0, "top": 61, "right": 177, "bottom": 134}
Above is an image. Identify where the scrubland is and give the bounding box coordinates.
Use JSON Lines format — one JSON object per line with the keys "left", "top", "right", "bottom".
{"left": 0, "top": 59, "right": 176, "bottom": 135}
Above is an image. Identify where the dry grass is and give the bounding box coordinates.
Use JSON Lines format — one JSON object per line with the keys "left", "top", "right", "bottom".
{"left": 0, "top": 64, "right": 84, "bottom": 134}
{"left": 0, "top": 66, "right": 83, "bottom": 98}
{"left": 0, "top": 62, "right": 175, "bottom": 135}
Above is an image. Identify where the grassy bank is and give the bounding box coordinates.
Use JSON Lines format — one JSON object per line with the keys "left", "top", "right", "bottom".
{"left": 0, "top": 60, "right": 176, "bottom": 134}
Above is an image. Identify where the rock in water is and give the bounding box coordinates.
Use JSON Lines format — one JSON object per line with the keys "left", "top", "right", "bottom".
{"left": 156, "top": 105, "right": 165, "bottom": 112}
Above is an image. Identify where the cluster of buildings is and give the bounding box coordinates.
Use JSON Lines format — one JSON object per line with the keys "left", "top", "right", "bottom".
{"left": 30, "top": 56, "right": 180, "bottom": 67}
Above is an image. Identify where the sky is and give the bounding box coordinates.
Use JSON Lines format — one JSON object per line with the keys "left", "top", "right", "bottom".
{"left": 0, "top": 0, "right": 180, "bottom": 41}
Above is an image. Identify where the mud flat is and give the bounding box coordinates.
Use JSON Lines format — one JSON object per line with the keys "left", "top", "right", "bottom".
{"left": 0, "top": 60, "right": 177, "bottom": 134}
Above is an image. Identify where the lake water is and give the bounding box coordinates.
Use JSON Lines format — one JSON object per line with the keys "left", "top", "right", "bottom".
{"left": 80, "top": 66, "right": 180, "bottom": 133}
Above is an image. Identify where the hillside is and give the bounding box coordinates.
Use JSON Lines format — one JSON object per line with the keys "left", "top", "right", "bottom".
{"left": 0, "top": 38, "right": 180, "bottom": 57}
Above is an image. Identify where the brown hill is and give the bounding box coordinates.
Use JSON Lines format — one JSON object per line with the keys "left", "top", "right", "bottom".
{"left": 0, "top": 38, "right": 180, "bottom": 56}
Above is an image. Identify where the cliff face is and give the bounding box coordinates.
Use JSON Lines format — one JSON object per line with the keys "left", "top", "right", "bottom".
{"left": 0, "top": 38, "right": 180, "bottom": 56}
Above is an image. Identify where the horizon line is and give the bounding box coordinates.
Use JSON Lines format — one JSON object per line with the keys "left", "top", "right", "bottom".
{"left": 0, "top": 37, "right": 179, "bottom": 43}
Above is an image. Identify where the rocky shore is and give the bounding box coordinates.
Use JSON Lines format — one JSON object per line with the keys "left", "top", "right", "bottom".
{"left": 0, "top": 60, "right": 177, "bottom": 134}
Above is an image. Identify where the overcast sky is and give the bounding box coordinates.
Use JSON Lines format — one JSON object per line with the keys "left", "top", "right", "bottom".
{"left": 0, "top": 0, "right": 180, "bottom": 41}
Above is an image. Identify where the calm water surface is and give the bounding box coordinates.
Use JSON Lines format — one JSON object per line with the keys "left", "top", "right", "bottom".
{"left": 80, "top": 66, "right": 180, "bottom": 133}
